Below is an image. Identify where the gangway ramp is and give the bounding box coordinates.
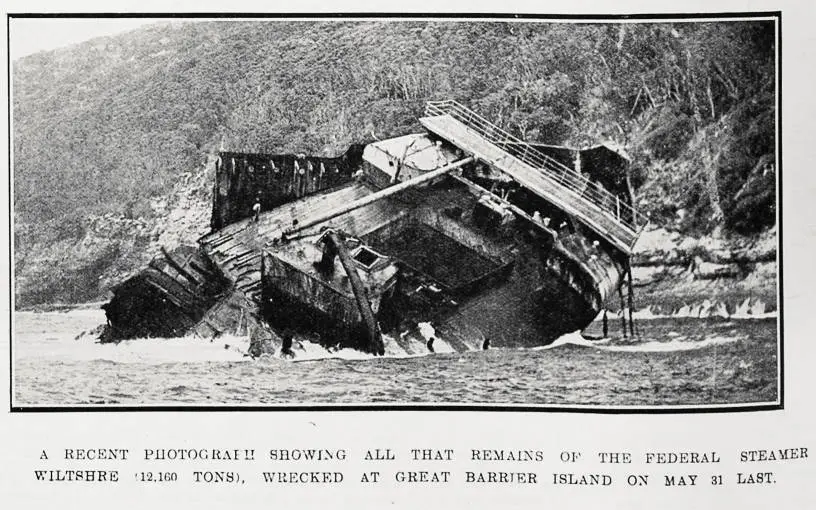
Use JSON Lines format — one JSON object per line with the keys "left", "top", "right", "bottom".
{"left": 420, "top": 100, "right": 646, "bottom": 254}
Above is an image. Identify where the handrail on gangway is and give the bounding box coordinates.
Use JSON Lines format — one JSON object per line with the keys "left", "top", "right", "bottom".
{"left": 424, "top": 99, "right": 648, "bottom": 237}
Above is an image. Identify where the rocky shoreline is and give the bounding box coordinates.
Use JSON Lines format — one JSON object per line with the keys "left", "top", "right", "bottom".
{"left": 628, "top": 226, "right": 777, "bottom": 318}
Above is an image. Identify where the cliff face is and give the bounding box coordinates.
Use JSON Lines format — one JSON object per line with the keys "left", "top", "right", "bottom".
{"left": 12, "top": 20, "right": 777, "bottom": 310}
{"left": 630, "top": 226, "right": 777, "bottom": 316}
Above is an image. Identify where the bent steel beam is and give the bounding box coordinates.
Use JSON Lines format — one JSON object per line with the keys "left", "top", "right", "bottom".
{"left": 325, "top": 230, "right": 384, "bottom": 355}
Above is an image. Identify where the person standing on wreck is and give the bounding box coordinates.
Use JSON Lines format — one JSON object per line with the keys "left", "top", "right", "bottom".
{"left": 280, "top": 330, "right": 295, "bottom": 359}
{"left": 252, "top": 194, "right": 262, "bottom": 223}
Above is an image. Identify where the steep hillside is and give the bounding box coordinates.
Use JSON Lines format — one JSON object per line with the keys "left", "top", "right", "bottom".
{"left": 15, "top": 157, "right": 214, "bottom": 307}
{"left": 12, "top": 19, "right": 777, "bottom": 308}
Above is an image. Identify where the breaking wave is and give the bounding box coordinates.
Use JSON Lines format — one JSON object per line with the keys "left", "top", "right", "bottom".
{"left": 529, "top": 330, "right": 742, "bottom": 353}
{"left": 15, "top": 307, "right": 753, "bottom": 366}
{"left": 15, "top": 310, "right": 251, "bottom": 364}
{"left": 596, "top": 297, "right": 776, "bottom": 322}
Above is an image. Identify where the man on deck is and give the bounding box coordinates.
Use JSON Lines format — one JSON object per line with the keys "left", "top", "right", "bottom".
{"left": 252, "top": 195, "right": 262, "bottom": 222}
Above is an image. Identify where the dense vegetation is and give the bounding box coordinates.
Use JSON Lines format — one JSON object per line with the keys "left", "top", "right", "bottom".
{"left": 13, "top": 19, "right": 776, "bottom": 305}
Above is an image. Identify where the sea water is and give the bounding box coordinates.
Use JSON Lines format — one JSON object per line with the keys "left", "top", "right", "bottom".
{"left": 11, "top": 309, "right": 778, "bottom": 407}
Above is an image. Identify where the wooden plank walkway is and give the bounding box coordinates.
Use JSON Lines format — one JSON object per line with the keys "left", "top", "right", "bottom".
{"left": 420, "top": 114, "right": 639, "bottom": 254}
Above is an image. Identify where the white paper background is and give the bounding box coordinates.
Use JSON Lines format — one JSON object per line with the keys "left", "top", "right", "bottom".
{"left": 1, "top": 1, "right": 813, "bottom": 508}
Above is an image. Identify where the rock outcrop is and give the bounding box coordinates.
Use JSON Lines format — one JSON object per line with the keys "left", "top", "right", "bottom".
{"left": 628, "top": 226, "right": 777, "bottom": 317}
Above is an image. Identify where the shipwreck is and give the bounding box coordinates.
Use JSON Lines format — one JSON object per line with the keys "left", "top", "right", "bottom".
{"left": 100, "top": 100, "right": 647, "bottom": 356}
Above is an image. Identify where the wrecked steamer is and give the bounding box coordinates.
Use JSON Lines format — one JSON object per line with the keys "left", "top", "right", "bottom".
{"left": 100, "top": 100, "right": 647, "bottom": 356}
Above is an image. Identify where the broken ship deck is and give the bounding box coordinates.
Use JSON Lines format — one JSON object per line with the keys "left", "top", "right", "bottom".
{"left": 198, "top": 175, "right": 618, "bottom": 352}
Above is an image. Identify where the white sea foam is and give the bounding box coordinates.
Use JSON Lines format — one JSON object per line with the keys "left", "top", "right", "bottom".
{"left": 530, "top": 331, "right": 611, "bottom": 350}
{"left": 730, "top": 297, "right": 776, "bottom": 319}
{"left": 594, "top": 298, "right": 777, "bottom": 322}
{"left": 596, "top": 334, "right": 741, "bottom": 353}
{"left": 15, "top": 309, "right": 252, "bottom": 364}
{"left": 14, "top": 307, "right": 751, "bottom": 366}
{"left": 530, "top": 329, "right": 742, "bottom": 353}
{"left": 72, "top": 334, "right": 251, "bottom": 363}
{"left": 291, "top": 333, "right": 446, "bottom": 363}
